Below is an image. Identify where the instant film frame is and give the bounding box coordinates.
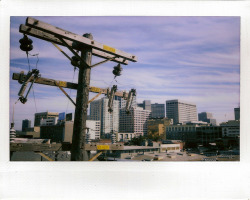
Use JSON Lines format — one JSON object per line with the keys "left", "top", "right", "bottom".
{"left": 1, "top": 1, "right": 250, "bottom": 199}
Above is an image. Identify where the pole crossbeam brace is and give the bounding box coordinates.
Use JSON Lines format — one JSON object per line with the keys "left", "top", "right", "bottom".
{"left": 37, "top": 152, "right": 54, "bottom": 161}
{"left": 91, "top": 56, "right": 117, "bottom": 68}
{"left": 20, "top": 24, "right": 128, "bottom": 65}
{"left": 51, "top": 42, "right": 73, "bottom": 63}
{"left": 24, "top": 17, "right": 137, "bottom": 62}
{"left": 12, "top": 72, "right": 129, "bottom": 98}
{"left": 88, "top": 151, "right": 102, "bottom": 161}
{"left": 55, "top": 84, "right": 76, "bottom": 106}
{"left": 58, "top": 37, "right": 90, "bottom": 69}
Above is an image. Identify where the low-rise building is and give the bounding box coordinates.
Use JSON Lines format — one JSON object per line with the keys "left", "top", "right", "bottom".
{"left": 220, "top": 120, "right": 240, "bottom": 138}
{"left": 34, "top": 112, "right": 59, "bottom": 126}
{"left": 117, "top": 132, "right": 136, "bottom": 142}
{"left": 16, "top": 126, "right": 41, "bottom": 138}
{"left": 150, "top": 140, "right": 183, "bottom": 153}
{"left": 40, "top": 120, "right": 100, "bottom": 143}
{"left": 147, "top": 118, "right": 173, "bottom": 138}
{"left": 165, "top": 123, "right": 209, "bottom": 147}
{"left": 196, "top": 126, "right": 222, "bottom": 145}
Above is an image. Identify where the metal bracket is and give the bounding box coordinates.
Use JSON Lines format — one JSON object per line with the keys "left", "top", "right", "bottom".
{"left": 18, "top": 69, "right": 40, "bottom": 104}
{"left": 108, "top": 85, "right": 117, "bottom": 113}
{"left": 125, "top": 89, "right": 136, "bottom": 114}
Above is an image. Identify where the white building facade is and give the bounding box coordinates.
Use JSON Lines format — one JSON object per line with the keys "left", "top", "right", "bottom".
{"left": 90, "top": 97, "right": 119, "bottom": 136}
{"left": 119, "top": 107, "right": 151, "bottom": 136}
{"left": 40, "top": 117, "right": 58, "bottom": 126}
{"left": 86, "top": 120, "right": 101, "bottom": 139}
{"left": 166, "top": 99, "right": 198, "bottom": 125}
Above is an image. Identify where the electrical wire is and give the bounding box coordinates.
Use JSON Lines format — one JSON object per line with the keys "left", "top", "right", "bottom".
{"left": 26, "top": 52, "right": 39, "bottom": 71}
{"left": 26, "top": 52, "right": 31, "bottom": 71}
{"left": 12, "top": 99, "right": 20, "bottom": 124}
{"left": 25, "top": 52, "right": 40, "bottom": 112}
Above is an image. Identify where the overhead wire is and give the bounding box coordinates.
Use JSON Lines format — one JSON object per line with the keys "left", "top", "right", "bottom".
{"left": 25, "top": 51, "right": 40, "bottom": 112}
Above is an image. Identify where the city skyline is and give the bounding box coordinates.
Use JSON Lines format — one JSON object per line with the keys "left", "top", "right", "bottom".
{"left": 10, "top": 16, "right": 240, "bottom": 130}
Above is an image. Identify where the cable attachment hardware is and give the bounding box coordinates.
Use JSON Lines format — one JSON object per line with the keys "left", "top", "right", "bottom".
{"left": 125, "top": 89, "right": 136, "bottom": 114}
{"left": 18, "top": 69, "right": 40, "bottom": 104}
{"left": 71, "top": 56, "right": 80, "bottom": 67}
{"left": 107, "top": 85, "right": 117, "bottom": 113}
{"left": 19, "top": 34, "right": 33, "bottom": 52}
{"left": 112, "top": 63, "right": 123, "bottom": 77}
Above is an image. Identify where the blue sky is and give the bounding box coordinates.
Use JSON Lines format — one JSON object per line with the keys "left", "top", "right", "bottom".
{"left": 10, "top": 16, "right": 240, "bottom": 130}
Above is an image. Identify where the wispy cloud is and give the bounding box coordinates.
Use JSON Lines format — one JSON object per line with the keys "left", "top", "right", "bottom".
{"left": 9, "top": 16, "right": 240, "bottom": 129}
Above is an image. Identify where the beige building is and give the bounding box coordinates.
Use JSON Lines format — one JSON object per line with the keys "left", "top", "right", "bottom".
{"left": 34, "top": 112, "right": 59, "bottom": 126}
{"left": 147, "top": 118, "right": 173, "bottom": 138}
{"left": 116, "top": 132, "right": 136, "bottom": 142}
{"left": 17, "top": 126, "right": 41, "bottom": 138}
{"left": 166, "top": 99, "right": 198, "bottom": 124}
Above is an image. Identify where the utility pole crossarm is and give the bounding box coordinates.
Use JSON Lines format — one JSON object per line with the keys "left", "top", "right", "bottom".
{"left": 24, "top": 17, "right": 137, "bottom": 62}
{"left": 20, "top": 24, "right": 129, "bottom": 65}
{"left": 12, "top": 72, "right": 128, "bottom": 98}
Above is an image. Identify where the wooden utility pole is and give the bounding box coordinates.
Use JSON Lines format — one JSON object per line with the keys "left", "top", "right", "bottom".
{"left": 15, "top": 17, "right": 137, "bottom": 161}
{"left": 71, "top": 33, "right": 93, "bottom": 161}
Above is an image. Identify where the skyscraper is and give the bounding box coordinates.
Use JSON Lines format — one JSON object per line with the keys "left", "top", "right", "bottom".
{"left": 166, "top": 99, "right": 198, "bottom": 125}
{"left": 89, "top": 97, "right": 119, "bottom": 136}
{"left": 151, "top": 103, "right": 165, "bottom": 118}
{"left": 22, "top": 119, "right": 31, "bottom": 131}
{"left": 143, "top": 100, "right": 151, "bottom": 111}
{"left": 198, "top": 112, "right": 217, "bottom": 126}
{"left": 119, "top": 107, "right": 151, "bottom": 136}
{"left": 234, "top": 107, "right": 240, "bottom": 120}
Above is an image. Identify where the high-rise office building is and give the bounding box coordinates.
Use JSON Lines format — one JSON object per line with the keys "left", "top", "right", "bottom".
{"left": 143, "top": 100, "right": 151, "bottom": 111}
{"left": 234, "top": 107, "right": 240, "bottom": 120}
{"left": 166, "top": 99, "right": 198, "bottom": 125}
{"left": 119, "top": 107, "right": 151, "bottom": 136}
{"left": 151, "top": 103, "right": 165, "bottom": 118}
{"left": 22, "top": 119, "right": 31, "bottom": 131}
{"left": 89, "top": 97, "right": 119, "bottom": 136}
{"left": 137, "top": 103, "right": 143, "bottom": 108}
{"left": 198, "top": 112, "right": 217, "bottom": 126}
{"left": 34, "top": 112, "right": 59, "bottom": 126}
